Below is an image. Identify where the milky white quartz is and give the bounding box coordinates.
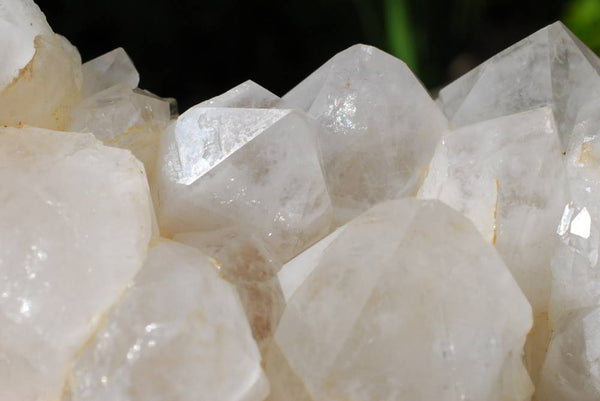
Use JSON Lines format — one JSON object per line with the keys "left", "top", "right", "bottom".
{"left": 156, "top": 106, "right": 333, "bottom": 262}
{"left": 174, "top": 228, "right": 284, "bottom": 354}
{"left": 81, "top": 47, "right": 139, "bottom": 98}
{"left": 0, "top": 126, "right": 153, "bottom": 401}
{"left": 198, "top": 80, "right": 283, "bottom": 108}
{"left": 65, "top": 239, "right": 269, "bottom": 401}
{"left": 538, "top": 307, "right": 600, "bottom": 401}
{"left": 418, "top": 108, "right": 567, "bottom": 380}
{"left": 437, "top": 22, "right": 600, "bottom": 148}
{"left": 270, "top": 199, "right": 533, "bottom": 401}
{"left": 284, "top": 44, "right": 448, "bottom": 223}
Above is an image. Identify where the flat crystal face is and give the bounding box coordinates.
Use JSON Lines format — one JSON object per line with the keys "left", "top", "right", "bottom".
{"left": 198, "top": 80, "right": 283, "bottom": 109}
{"left": 271, "top": 199, "right": 533, "bottom": 401}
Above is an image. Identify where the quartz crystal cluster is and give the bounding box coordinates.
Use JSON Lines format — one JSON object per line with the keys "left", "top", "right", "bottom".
{"left": 2, "top": 0, "right": 600, "bottom": 400}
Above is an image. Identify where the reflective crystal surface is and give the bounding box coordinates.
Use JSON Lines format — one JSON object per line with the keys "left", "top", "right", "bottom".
{"left": 156, "top": 106, "right": 333, "bottom": 262}
{"left": 66, "top": 239, "right": 269, "bottom": 401}
{"left": 284, "top": 44, "right": 448, "bottom": 223}
{"left": 0, "top": 126, "right": 153, "bottom": 401}
{"left": 270, "top": 199, "right": 533, "bottom": 401}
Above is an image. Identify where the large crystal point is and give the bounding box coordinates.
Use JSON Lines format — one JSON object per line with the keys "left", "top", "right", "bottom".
{"left": 174, "top": 228, "right": 285, "bottom": 354}
{"left": 0, "top": 0, "right": 82, "bottom": 130}
{"left": 437, "top": 22, "right": 600, "bottom": 148}
{"left": 156, "top": 106, "right": 333, "bottom": 262}
{"left": 270, "top": 199, "right": 533, "bottom": 401}
{"left": 284, "top": 44, "right": 448, "bottom": 223}
{"left": 418, "top": 107, "right": 567, "bottom": 381}
{"left": 0, "top": 127, "right": 153, "bottom": 401}
{"left": 81, "top": 47, "right": 139, "bottom": 98}
{"left": 66, "top": 239, "right": 269, "bottom": 401}
{"left": 199, "top": 80, "right": 283, "bottom": 109}
{"left": 538, "top": 307, "right": 600, "bottom": 401}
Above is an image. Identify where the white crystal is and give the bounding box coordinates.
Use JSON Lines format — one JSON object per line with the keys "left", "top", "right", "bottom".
{"left": 538, "top": 307, "right": 600, "bottom": 400}
{"left": 199, "top": 80, "right": 283, "bottom": 109}
{"left": 66, "top": 239, "right": 269, "bottom": 401}
{"left": 174, "top": 228, "right": 284, "bottom": 353}
{"left": 284, "top": 44, "right": 448, "bottom": 223}
{"left": 81, "top": 47, "right": 139, "bottom": 98}
{"left": 0, "top": 126, "right": 153, "bottom": 401}
{"left": 0, "top": 0, "right": 52, "bottom": 90}
{"left": 70, "top": 84, "right": 171, "bottom": 186}
{"left": 156, "top": 106, "right": 333, "bottom": 262}
{"left": 270, "top": 199, "right": 533, "bottom": 401}
{"left": 437, "top": 22, "right": 600, "bottom": 148}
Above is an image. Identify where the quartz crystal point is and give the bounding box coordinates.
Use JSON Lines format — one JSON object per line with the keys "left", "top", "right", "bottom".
{"left": 418, "top": 107, "right": 568, "bottom": 381}
{"left": 0, "top": 127, "right": 153, "bottom": 401}
{"left": 156, "top": 106, "right": 333, "bottom": 262}
{"left": 66, "top": 239, "right": 269, "bottom": 401}
{"left": 283, "top": 44, "right": 448, "bottom": 223}
{"left": 437, "top": 21, "right": 600, "bottom": 149}
{"left": 0, "top": 0, "right": 82, "bottom": 130}
{"left": 199, "top": 80, "right": 283, "bottom": 109}
{"left": 81, "top": 47, "right": 139, "bottom": 98}
{"left": 70, "top": 83, "right": 171, "bottom": 187}
{"left": 538, "top": 307, "right": 600, "bottom": 401}
{"left": 270, "top": 199, "right": 533, "bottom": 401}
{"left": 174, "top": 228, "right": 285, "bottom": 354}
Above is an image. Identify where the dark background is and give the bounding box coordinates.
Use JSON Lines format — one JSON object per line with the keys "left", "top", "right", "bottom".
{"left": 36, "top": 0, "right": 600, "bottom": 111}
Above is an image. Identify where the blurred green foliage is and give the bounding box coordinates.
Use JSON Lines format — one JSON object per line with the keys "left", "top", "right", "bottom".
{"left": 564, "top": 0, "right": 600, "bottom": 53}
{"left": 373, "top": 0, "right": 599, "bottom": 78}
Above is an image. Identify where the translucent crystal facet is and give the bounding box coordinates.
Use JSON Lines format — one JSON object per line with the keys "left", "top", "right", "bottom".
{"left": 0, "top": 127, "right": 153, "bottom": 401}
{"left": 66, "top": 240, "right": 269, "bottom": 401}
{"left": 284, "top": 44, "right": 448, "bottom": 223}
{"left": 270, "top": 199, "right": 533, "bottom": 401}
{"left": 437, "top": 22, "right": 600, "bottom": 148}
{"left": 156, "top": 106, "right": 333, "bottom": 262}
{"left": 81, "top": 47, "right": 139, "bottom": 98}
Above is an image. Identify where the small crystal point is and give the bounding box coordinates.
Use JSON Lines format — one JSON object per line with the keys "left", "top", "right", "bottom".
{"left": 81, "top": 47, "right": 139, "bottom": 97}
